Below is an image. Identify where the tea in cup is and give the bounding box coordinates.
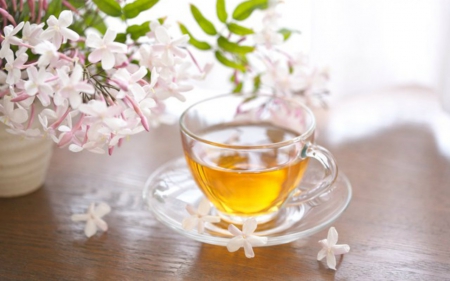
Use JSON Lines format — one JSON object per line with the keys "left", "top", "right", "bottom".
{"left": 180, "top": 94, "right": 337, "bottom": 224}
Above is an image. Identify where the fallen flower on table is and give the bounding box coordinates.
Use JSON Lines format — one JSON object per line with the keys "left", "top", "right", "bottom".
{"left": 317, "top": 227, "right": 350, "bottom": 270}
{"left": 71, "top": 202, "right": 111, "bottom": 238}
{"left": 227, "top": 218, "right": 268, "bottom": 258}
{"left": 182, "top": 198, "right": 220, "bottom": 234}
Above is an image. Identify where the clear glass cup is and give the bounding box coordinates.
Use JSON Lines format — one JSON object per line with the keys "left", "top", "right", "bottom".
{"left": 180, "top": 94, "right": 337, "bottom": 224}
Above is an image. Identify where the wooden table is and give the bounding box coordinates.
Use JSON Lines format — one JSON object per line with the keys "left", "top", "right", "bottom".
{"left": 1, "top": 88, "right": 449, "bottom": 280}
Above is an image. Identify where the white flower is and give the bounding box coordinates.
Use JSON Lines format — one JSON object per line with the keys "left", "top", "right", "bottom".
{"left": 0, "top": 22, "right": 24, "bottom": 58}
{"left": 147, "top": 20, "right": 171, "bottom": 38}
{"left": 71, "top": 202, "right": 111, "bottom": 238}
{"left": 41, "top": 10, "right": 79, "bottom": 48}
{"left": 78, "top": 100, "right": 125, "bottom": 130}
{"left": 317, "top": 227, "right": 350, "bottom": 270}
{"left": 154, "top": 80, "right": 193, "bottom": 102}
{"left": 24, "top": 66, "right": 54, "bottom": 106}
{"left": 0, "top": 96, "right": 28, "bottom": 125}
{"left": 227, "top": 218, "right": 268, "bottom": 258}
{"left": 111, "top": 67, "right": 147, "bottom": 99}
{"left": 182, "top": 198, "right": 220, "bottom": 234}
{"left": 261, "top": 60, "right": 304, "bottom": 95}
{"left": 4, "top": 49, "right": 28, "bottom": 85}
{"left": 34, "top": 40, "right": 59, "bottom": 67}
{"left": 86, "top": 28, "right": 127, "bottom": 70}
{"left": 152, "top": 26, "right": 189, "bottom": 66}
{"left": 56, "top": 64, "right": 94, "bottom": 108}
{"left": 254, "top": 28, "right": 283, "bottom": 49}
{"left": 21, "top": 22, "right": 44, "bottom": 46}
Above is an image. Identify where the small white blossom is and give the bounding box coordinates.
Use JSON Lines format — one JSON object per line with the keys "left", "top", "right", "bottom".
{"left": 317, "top": 227, "right": 350, "bottom": 270}
{"left": 71, "top": 202, "right": 111, "bottom": 238}
{"left": 56, "top": 64, "right": 94, "bottom": 108}
{"left": 154, "top": 80, "right": 193, "bottom": 102}
{"left": 182, "top": 198, "right": 220, "bottom": 234}
{"left": 0, "top": 96, "right": 28, "bottom": 125}
{"left": 78, "top": 100, "right": 125, "bottom": 130}
{"left": 227, "top": 218, "right": 268, "bottom": 258}
{"left": 152, "top": 26, "right": 189, "bottom": 66}
{"left": 21, "top": 22, "right": 44, "bottom": 46}
{"left": 4, "top": 49, "right": 28, "bottom": 85}
{"left": 41, "top": 10, "right": 79, "bottom": 48}
{"left": 0, "top": 22, "right": 24, "bottom": 58}
{"left": 34, "top": 40, "right": 60, "bottom": 67}
{"left": 24, "top": 66, "right": 54, "bottom": 106}
{"left": 86, "top": 28, "right": 127, "bottom": 70}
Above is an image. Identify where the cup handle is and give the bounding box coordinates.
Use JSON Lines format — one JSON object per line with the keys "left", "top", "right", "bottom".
{"left": 287, "top": 143, "right": 338, "bottom": 207}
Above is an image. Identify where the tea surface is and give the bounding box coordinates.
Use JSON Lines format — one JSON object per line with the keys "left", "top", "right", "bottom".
{"left": 185, "top": 123, "right": 308, "bottom": 217}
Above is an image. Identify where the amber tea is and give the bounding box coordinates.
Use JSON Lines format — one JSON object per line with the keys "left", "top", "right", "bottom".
{"left": 184, "top": 123, "right": 309, "bottom": 217}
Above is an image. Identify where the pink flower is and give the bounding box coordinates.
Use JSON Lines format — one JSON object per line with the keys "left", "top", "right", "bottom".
{"left": 41, "top": 10, "right": 79, "bottom": 48}
{"left": 56, "top": 64, "right": 94, "bottom": 109}
{"left": 86, "top": 28, "right": 127, "bottom": 70}
{"left": 0, "top": 22, "right": 24, "bottom": 58}
{"left": 24, "top": 66, "right": 54, "bottom": 106}
{"left": 152, "top": 26, "right": 189, "bottom": 66}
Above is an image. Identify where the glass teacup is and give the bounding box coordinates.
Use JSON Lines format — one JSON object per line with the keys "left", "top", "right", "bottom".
{"left": 180, "top": 94, "right": 337, "bottom": 224}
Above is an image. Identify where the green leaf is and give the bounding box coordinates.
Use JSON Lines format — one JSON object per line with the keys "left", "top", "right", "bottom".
{"left": 227, "top": 23, "right": 254, "bottom": 35}
{"left": 84, "top": 13, "right": 107, "bottom": 34}
{"left": 233, "top": 82, "right": 243, "bottom": 93}
{"left": 126, "top": 22, "right": 151, "bottom": 41}
{"left": 190, "top": 4, "right": 217, "bottom": 36}
{"left": 278, "top": 28, "right": 300, "bottom": 41}
{"left": 92, "top": 0, "right": 122, "bottom": 17}
{"left": 215, "top": 51, "right": 246, "bottom": 72}
{"left": 217, "top": 0, "right": 228, "bottom": 23}
{"left": 217, "top": 36, "right": 254, "bottom": 54}
{"left": 178, "top": 22, "right": 212, "bottom": 51}
{"left": 232, "top": 0, "right": 268, "bottom": 21}
{"left": 67, "top": 0, "right": 85, "bottom": 9}
{"left": 253, "top": 74, "right": 261, "bottom": 93}
{"left": 43, "top": 0, "right": 62, "bottom": 21}
{"left": 123, "top": 0, "right": 159, "bottom": 19}
{"left": 115, "top": 33, "right": 127, "bottom": 43}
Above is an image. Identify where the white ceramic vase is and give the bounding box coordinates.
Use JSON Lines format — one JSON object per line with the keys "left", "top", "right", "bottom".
{"left": 0, "top": 123, "right": 53, "bottom": 197}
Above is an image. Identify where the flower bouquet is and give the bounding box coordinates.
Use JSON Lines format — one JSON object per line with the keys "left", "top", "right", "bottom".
{"left": 0, "top": 0, "right": 208, "bottom": 155}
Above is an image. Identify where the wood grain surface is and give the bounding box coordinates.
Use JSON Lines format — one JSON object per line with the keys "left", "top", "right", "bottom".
{"left": 1, "top": 88, "right": 449, "bottom": 280}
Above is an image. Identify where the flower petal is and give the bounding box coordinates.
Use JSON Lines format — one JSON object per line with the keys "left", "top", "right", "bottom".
{"left": 228, "top": 224, "right": 242, "bottom": 236}
{"left": 197, "top": 198, "right": 211, "bottom": 216}
{"left": 202, "top": 216, "right": 220, "bottom": 223}
{"left": 61, "top": 27, "right": 79, "bottom": 42}
{"left": 243, "top": 240, "right": 255, "bottom": 258}
{"left": 242, "top": 218, "right": 258, "bottom": 235}
{"left": 326, "top": 251, "right": 337, "bottom": 270}
{"left": 197, "top": 221, "right": 205, "bottom": 234}
{"left": 59, "top": 10, "right": 73, "bottom": 27}
{"left": 88, "top": 49, "right": 104, "bottom": 63}
{"left": 246, "top": 235, "right": 268, "bottom": 246}
{"left": 103, "top": 28, "right": 117, "bottom": 44}
{"left": 94, "top": 217, "right": 108, "bottom": 231}
{"left": 155, "top": 26, "right": 170, "bottom": 44}
{"left": 69, "top": 93, "right": 82, "bottom": 109}
{"left": 317, "top": 248, "right": 327, "bottom": 261}
{"left": 327, "top": 227, "right": 338, "bottom": 246}
{"left": 84, "top": 219, "right": 97, "bottom": 238}
{"left": 94, "top": 202, "right": 111, "bottom": 217}
{"left": 101, "top": 50, "right": 115, "bottom": 70}
{"left": 71, "top": 214, "right": 89, "bottom": 221}
{"left": 332, "top": 244, "right": 350, "bottom": 255}
{"left": 186, "top": 204, "right": 197, "bottom": 216}
{"left": 11, "top": 108, "right": 28, "bottom": 124}
{"left": 227, "top": 236, "right": 244, "bottom": 252}
{"left": 182, "top": 216, "right": 197, "bottom": 231}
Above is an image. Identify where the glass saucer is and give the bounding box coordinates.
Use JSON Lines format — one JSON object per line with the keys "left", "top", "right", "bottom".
{"left": 143, "top": 157, "right": 352, "bottom": 247}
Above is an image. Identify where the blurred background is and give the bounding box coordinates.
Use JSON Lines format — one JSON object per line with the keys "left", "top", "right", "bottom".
{"left": 109, "top": 0, "right": 450, "bottom": 108}
{"left": 106, "top": 0, "right": 450, "bottom": 156}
